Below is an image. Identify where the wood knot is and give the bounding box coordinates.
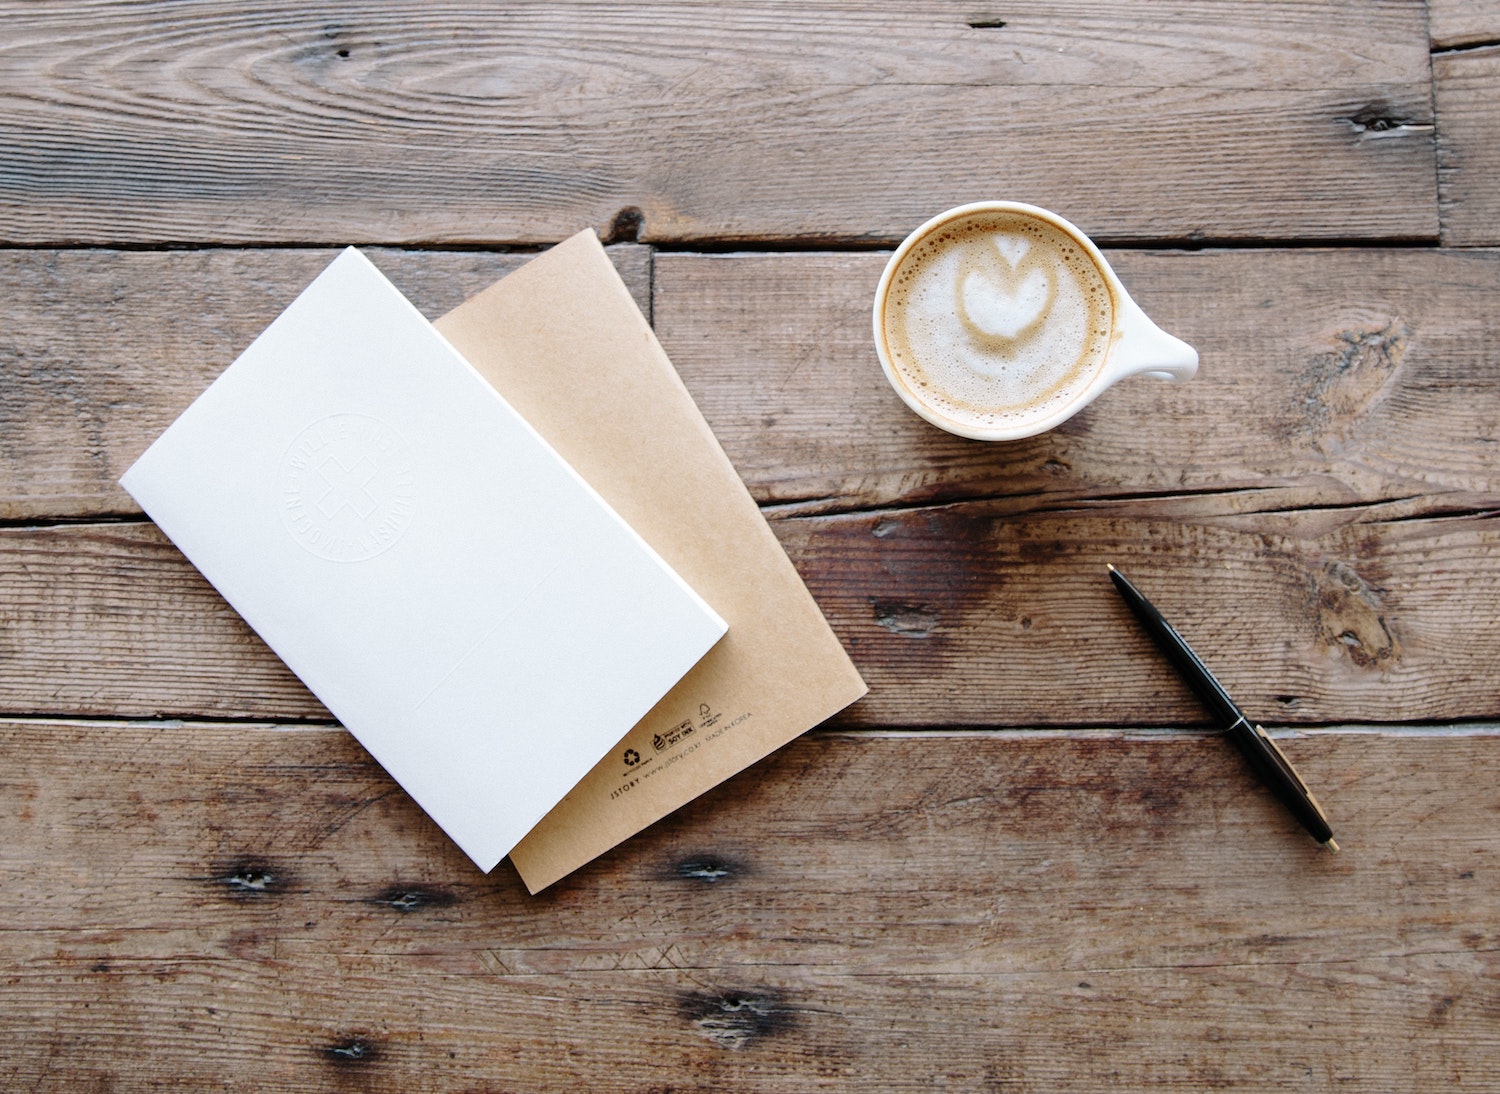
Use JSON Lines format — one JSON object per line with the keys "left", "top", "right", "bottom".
{"left": 604, "top": 206, "right": 645, "bottom": 244}
{"left": 672, "top": 856, "right": 741, "bottom": 883}
{"left": 1293, "top": 319, "right": 1409, "bottom": 455}
{"left": 871, "top": 598, "right": 939, "bottom": 638}
{"left": 210, "top": 859, "right": 287, "bottom": 899}
{"left": 1343, "top": 104, "right": 1421, "bottom": 135}
{"left": 1308, "top": 560, "right": 1398, "bottom": 668}
{"left": 321, "top": 1036, "right": 380, "bottom": 1066}
{"left": 677, "top": 989, "right": 791, "bottom": 1049}
{"left": 367, "top": 886, "right": 458, "bottom": 912}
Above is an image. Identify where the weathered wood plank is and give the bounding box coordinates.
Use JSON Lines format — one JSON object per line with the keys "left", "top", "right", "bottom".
{"left": 0, "top": 522, "right": 314, "bottom": 720}
{"left": 790, "top": 500, "right": 1500, "bottom": 726}
{"left": 5, "top": 247, "right": 1498, "bottom": 522}
{"left": 0, "top": 2, "right": 1436, "bottom": 244}
{"left": 0, "top": 245, "right": 649, "bottom": 522}
{"left": 3, "top": 722, "right": 1496, "bottom": 1090}
{"left": 1436, "top": 45, "right": 1500, "bottom": 246}
{"left": 1429, "top": 0, "right": 1499, "bottom": 50}
{"left": 658, "top": 246, "right": 1500, "bottom": 514}
{"left": 5, "top": 504, "right": 1499, "bottom": 726}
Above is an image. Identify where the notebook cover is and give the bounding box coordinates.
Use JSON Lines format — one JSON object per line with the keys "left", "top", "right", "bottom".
{"left": 120, "top": 247, "right": 726, "bottom": 873}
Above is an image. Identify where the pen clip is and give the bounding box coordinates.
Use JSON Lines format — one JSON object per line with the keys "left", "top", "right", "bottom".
{"left": 1250, "top": 723, "right": 1331, "bottom": 823}
{"left": 1249, "top": 723, "right": 1308, "bottom": 793}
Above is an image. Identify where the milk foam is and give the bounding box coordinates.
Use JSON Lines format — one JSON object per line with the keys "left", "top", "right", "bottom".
{"left": 883, "top": 211, "right": 1113, "bottom": 431}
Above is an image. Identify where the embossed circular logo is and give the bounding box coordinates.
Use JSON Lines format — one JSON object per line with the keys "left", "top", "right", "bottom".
{"left": 280, "top": 414, "right": 416, "bottom": 562}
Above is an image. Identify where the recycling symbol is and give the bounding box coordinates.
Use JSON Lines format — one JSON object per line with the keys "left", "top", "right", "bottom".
{"left": 623, "top": 748, "right": 641, "bottom": 766}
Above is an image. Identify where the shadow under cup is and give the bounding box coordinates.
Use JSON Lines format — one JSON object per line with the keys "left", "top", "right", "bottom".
{"left": 874, "top": 202, "right": 1122, "bottom": 442}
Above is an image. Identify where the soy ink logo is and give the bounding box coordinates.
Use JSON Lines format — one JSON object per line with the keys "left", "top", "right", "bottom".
{"left": 652, "top": 720, "right": 695, "bottom": 753}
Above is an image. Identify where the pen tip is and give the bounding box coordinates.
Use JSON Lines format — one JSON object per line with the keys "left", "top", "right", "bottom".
{"left": 1323, "top": 838, "right": 1340, "bottom": 854}
{"left": 1105, "top": 563, "right": 1116, "bottom": 573}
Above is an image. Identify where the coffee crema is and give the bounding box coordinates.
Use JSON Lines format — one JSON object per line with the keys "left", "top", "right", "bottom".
{"left": 880, "top": 209, "right": 1114, "bottom": 432}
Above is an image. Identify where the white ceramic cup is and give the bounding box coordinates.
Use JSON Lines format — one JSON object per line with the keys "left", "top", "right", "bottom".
{"left": 874, "top": 202, "right": 1197, "bottom": 441}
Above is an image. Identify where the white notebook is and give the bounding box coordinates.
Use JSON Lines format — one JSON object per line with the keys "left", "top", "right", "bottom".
{"left": 121, "top": 248, "right": 727, "bottom": 872}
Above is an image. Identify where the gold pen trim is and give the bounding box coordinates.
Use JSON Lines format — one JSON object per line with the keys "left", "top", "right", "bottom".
{"left": 1250, "top": 723, "right": 1339, "bottom": 851}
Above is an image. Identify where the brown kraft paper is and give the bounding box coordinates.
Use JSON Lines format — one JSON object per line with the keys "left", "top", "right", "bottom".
{"left": 434, "top": 229, "right": 867, "bottom": 892}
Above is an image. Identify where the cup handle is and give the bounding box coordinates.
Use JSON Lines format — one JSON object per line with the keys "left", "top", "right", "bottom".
{"left": 1109, "top": 300, "right": 1199, "bottom": 384}
{"left": 1138, "top": 361, "right": 1198, "bottom": 383}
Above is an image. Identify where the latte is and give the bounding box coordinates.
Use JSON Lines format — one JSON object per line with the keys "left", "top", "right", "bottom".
{"left": 878, "top": 207, "right": 1114, "bottom": 434}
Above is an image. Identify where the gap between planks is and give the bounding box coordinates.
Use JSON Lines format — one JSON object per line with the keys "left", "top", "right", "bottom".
{"left": 0, "top": 236, "right": 1456, "bottom": 254}
{"left": 6, "top": 715, "right": 1498, "bottom": 740}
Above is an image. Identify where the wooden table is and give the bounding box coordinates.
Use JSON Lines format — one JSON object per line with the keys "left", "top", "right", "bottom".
{"left": 4, "top": 3, "right": 1499, "bottom": 1089}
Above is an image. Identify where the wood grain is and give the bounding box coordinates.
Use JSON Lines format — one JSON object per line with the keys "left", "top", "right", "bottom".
{"left": 0, "top": 1, "right": 1436, "bottom": 245}
{"left": 5, "top": 243, "right": 1499, "bottom": 726}
{"left": 662, "top": 246, "right": 1500, "bottom": 514}
{"left": 3, "top": 720, "right": 1496, "bottom": 1090}
{"left": 1436, "top": 45, "right": 1500, "bottom": 246}
{"left": 0, "top": 245, "right": 649, "bottom": 522}
{"left": 6, "top": 503, "right": 1499, "bottom": 727}
{"left": 789, "top": 500, "right": 1500, "bottom": 727}
{"left": 3, "top": 5, "right": 1494, "bottom": 1088}
{"left": 6, "top": 247, "right": 1499, "bottom": 522}
{"left": 1429, "top": 0, "right": 1500, "bottom": 50}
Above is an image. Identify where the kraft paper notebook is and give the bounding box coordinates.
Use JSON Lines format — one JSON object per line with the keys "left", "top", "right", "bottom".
{"left": 120, "top": 248, "right": 727, "bottom": 874}
{"left": 435, "top": 230, "right": 868, "bottom": 892}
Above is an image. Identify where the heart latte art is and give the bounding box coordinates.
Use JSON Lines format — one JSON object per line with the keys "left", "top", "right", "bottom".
{"left": 960, "top": 263, "right": 1053, "bottom": 340}
{"left": 881, "top": 210, "right": 1113, "bottom": 431}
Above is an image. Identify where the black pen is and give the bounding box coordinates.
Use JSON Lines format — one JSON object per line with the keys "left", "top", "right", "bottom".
{"left": 1107, "top": 564, "right": 1338, "bottom": 853}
